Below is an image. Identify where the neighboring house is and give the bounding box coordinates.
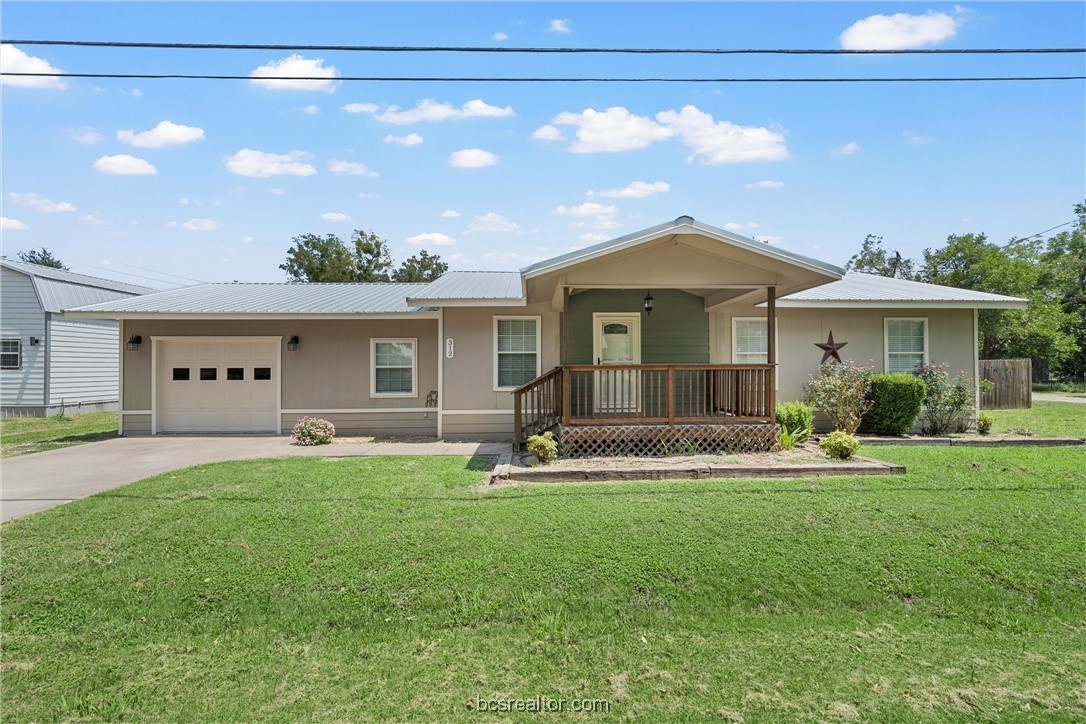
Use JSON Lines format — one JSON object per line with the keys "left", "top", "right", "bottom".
{"left": 66, "top": 217, "right": 1027, "bottom": 447}
{"left": 1, "top": 259, "right": 154, "bottom": 417}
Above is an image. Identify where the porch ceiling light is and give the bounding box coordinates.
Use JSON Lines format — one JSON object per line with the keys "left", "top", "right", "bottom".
{"left": 643, "top": 291, "right": 654, "bottom": 316}
{"left": 126, "top": 335, "right": 142, "bottom": 351}
{"left": 287, "top": 335, "right": 300, "bottom": 351}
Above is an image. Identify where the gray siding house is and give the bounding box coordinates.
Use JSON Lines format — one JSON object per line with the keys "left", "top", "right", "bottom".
{"left": 1, "top": 259, "right": 153, "bottom": 417}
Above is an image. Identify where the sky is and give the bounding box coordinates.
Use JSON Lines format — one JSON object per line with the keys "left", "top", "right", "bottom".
{"left": 2, "top": 2, "right": 1083, "bottom": 289}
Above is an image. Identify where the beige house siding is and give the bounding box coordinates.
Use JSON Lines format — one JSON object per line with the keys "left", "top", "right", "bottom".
{"left": 441, "top": 411, "right": 515, "bottom": 440}
{"left": 122, "top": 413, "right": 152, "bottom": 435}
{"left": 280, "top": 411, "right": 436, "bottom": 437}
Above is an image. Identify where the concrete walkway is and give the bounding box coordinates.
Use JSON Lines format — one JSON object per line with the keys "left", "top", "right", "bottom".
{"left": 1, "top": 436, "right": 510, "bottom": 521}
{"left": 1033, "top": 392, "right": 1086, "bottom": 405}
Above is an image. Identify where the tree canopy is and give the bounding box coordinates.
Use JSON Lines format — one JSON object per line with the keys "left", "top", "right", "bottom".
{"left": 16, "top": 248, "right": 68, "bottom": 270}
{"left": 280, "top": 230, "right": 443, "bottom": 284}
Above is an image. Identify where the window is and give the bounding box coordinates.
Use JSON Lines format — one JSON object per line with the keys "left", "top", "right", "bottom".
{"left": 199, "top": 368, "right": 217, "bottom": 381}
{"left": 372, "top": 339, "right": 416, "bottom": 397}
{"left": 1, "top": 339, "right": 22, "bottom": 369}
{"left": 494, "top": 316, "right": 540, "bottom": 389}
{"left": 227, "top": 367, "right": 244, "bottom": 381}
{"left": 885, "top": 318, "right": 928, "bottom": 373}
{"left": 254, "top": 367, "right": 272, "bottom": 381}
{"left": 732, "top": 318, "right": 770, "bottom": 364}
{"left": 172, "top": 367, "right": 190, "bottom": 381}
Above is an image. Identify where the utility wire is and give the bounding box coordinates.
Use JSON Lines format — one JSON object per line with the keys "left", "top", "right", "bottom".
{"left": 89, "top": 259, "right": 207, "bottom": 285}
{"left": 66, "top": 263, "right": 186, "bottom": 288}
{"left": 4, "top": 72, "right": 1084, "bottom": 83}
{"left": 4, "top": 39, "right": 1084, "bottom": 55}
{"left": 1008, "top": 219, "right": 1078, "bottom": 243}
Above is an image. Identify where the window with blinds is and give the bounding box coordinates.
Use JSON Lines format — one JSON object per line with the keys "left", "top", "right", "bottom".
{"left": 373, "top": 339, "right": 416, "bottom": 396}
{"left": 885, "top": 319, "right": 927, "bottom": 373}
{"left": 495, "top": 317, "right": 539, "bottom": 389}
{"left": 733, "top": 319, "right": 768, "bottom": 364}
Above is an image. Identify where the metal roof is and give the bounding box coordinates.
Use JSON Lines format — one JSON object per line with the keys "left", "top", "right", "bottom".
{"left": 66, "top": 282, "right": 435, "bottom": 316}
{"left": 520, "top": 216, "right": 846, "bottom": 278}
{"left": 776, "top": 273, "right": 1029, "bottom": 308}
{"left": 1, "top": 258, "right": 154, "bottom": 313}
{"left": 0, "top": 258, "right": 155, "bottom": 295}
{"left": 407, "top": 271, "right": 524, "bottom": 305}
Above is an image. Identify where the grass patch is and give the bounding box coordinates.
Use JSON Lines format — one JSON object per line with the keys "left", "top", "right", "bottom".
{"left": 0, "top": 411, "right": 117, "bottom": 458}
{"left": 1033, "top": 381, "right": 1086, "bottom": 395}
{"left": 985, "top": 401, "right": 1085, "bottom": 438}
{"left": 3, "top": 449, "right": 1085, "bottom": 721}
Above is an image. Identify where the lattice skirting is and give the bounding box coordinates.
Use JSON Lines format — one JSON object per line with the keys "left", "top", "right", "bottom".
{"left": 557, "top": 423, "right": 780, "bottom": 458}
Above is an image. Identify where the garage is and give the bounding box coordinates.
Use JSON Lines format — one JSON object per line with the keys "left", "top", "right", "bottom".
{"left": 154, "top": 337, "right": 280, "bottom": 433}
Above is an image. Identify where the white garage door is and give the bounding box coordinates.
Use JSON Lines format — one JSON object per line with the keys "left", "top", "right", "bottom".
{"left": 156, "top": 339, "right": 279, "bottom": 433}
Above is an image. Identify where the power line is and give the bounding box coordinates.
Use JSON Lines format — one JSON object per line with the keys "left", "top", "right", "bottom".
{"left": 4, "top": 39, "right": 1084, "bottom": 55}
{"left": 66, "top": 262, "right": 189, "bottom": 288}
{"left": 1009, "top": 219, "right": 1078, "bottom": 243}
{"left": 4, "top": 72, "right": 1084, "bottom": 83}
{"left": 90, "top": 259, "right": 207, "bottom": 285}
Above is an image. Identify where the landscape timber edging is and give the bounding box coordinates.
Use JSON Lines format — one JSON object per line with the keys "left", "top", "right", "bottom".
{"left": 853, "top": 436, "right": 1084, "bottom": 447}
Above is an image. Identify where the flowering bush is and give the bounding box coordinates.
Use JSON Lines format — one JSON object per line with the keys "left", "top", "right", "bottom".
{"left": 291, "top": 416, "right": 335, "bottom": 445}
{"left": 803, "top": 360, "right": 874, "bottom": 434}
{"left": 819, "top": 430, "right": 861, "bottom": 460}
{"left": 913, "top": 363, "right": 987, "bottom": 435}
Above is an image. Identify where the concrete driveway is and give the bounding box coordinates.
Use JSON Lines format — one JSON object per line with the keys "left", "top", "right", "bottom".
{"left": 1, "top": 436, "right": 510, "bottom": 521}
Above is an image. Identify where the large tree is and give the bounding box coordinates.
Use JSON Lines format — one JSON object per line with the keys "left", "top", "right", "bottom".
{"left": 279, "top": 234, "right": 358, "bottom": 282}
{"left": 16, "top": 248, "right": 68, "bottom": 270}
{"left": 844, "top": 235, "right": 917, "bottom": 279}
{"left": 1036, "top": 203, "right": 1086, "bottom": 377}
{"left": 392, "top": 249, "right": 449, "bottom": 283}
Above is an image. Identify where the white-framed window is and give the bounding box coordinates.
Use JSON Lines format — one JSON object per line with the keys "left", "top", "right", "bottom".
{"left": 494, "top": 316, "right": 541, "bottom": 390}
{"left": 0, "top": 339, "right": 21, "bottom": 370}
{"left": 885, "top": 318, "right": 928, "bottom": 373}
{"left": 371, "top": 338, "right": 417, "bottom": 397}
{"left": 732, "top": 317, "right": 776, "bottom": 364}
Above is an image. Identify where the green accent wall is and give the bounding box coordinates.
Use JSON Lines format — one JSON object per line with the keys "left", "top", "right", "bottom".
{"left": 564, "top": 289, "right": 709, "bottom": 364}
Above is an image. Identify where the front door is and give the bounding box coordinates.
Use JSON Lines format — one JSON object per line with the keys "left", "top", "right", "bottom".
{"left": 592, "top": 313, "right": 641, "bottom": 413}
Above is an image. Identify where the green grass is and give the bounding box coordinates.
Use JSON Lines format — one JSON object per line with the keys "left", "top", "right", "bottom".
{"left": 1033, "top": 381, "right": 1086, "bottom": 395}
{"left": 0, "top": 411, "right": 117, "bottom": 458}
{"left": 984, "top": 401, "right": 1086, "bottom": 438}
{"left": 3, "top": 450, "right": 1084, "bottom": 721}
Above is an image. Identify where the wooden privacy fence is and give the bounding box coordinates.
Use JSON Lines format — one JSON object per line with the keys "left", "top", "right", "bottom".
{"left": 980, "top": 359, "right": 1032, "bottom": 409}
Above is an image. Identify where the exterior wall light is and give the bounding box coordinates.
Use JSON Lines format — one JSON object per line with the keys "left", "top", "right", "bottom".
{"left": 29, "top": 337, "right": 41, "bottom": 346}
{"left": 643, "top": 291, "right": 655, "bottom": 316}
{"left": 287, "top": 335, "right": 300, "bottom": 351}
{"left": 126, "top": 335, "right": 142, "bottom": 351}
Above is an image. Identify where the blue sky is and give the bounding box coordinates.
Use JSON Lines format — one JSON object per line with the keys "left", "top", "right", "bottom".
{"left": 2, "top": 2, "right": 1083, "bottom": 289}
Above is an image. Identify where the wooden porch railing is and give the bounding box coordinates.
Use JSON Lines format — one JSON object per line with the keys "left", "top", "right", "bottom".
{"left": 513, "top": 364, "right": 775, "bottom": 448}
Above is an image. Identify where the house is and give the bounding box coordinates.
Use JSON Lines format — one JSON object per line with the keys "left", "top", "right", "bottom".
{"left": 65, "top": 217, "right": 1027, "bottom": 450}
{"left": 1, "top": 259, "right": 154, "bottom": 417}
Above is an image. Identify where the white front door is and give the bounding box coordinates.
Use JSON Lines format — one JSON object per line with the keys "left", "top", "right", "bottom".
{"left": 592, "top": 313, "right": 641, "bottom": 413}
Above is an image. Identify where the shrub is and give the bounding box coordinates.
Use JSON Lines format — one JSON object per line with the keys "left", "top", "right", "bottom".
{"left": 803, "top": 360, "right": 874, "bottom": 434}
{"left": 526, "top": 431, "right": 559, "bottom": 463}
{"left": 291, "top": 416, "right": 335, "bottom": 445}
{"left": 977, "top": 412, "right": 993, "bottom": 435}
{"left": 775, "top": 401, "right": 813, "bottom": 443}
{"left": 778, "top": 425, "right": 808, "bottom": 451}
{"left": 819, "top": 430, "right": 861, "bottom": 460}
{"left": 914, "top": 363, "right": 983, "bottom": 435}
{"left": 863, "top": 373, "right": 927, "bottom": 435}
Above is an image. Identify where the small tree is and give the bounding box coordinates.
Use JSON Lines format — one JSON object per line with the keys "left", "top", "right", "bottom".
{"left": 393, "top": 249, "right": 449, "bottom": 283}
{"left": 17, "top": 248, "right": 68, "bottom": 270}
{"left": 914, "top": 362, "right": 985, "bottom": 435}
{"left": 803, "top": 360, "right": 874, "bottom": 433}
{"left": 352, "top": 230, "right": 394, "bottom": 282}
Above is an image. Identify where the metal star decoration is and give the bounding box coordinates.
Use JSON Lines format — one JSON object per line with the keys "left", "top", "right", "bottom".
{"left": 815, "top": 331, "right": 848, "bottom": 363}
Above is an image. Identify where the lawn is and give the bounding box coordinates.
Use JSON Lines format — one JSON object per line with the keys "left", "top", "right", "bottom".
{"left": 985, "top": 401, "right": 1086, "bottom": 438}
{"left": 0, "top": 411, "right": 118, "bottom": 458}
{"left": 2, "top": 449, "right": 1084, "bottom": 721}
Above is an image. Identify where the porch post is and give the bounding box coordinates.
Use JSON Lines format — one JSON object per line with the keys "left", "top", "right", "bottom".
{"left": 562, "top": 286, "right": 570, "bottom": 366}
{"left": 766, "top": 286, "right": 776, "bottom": 420}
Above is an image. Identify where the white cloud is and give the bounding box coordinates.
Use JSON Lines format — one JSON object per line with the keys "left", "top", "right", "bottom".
{"left": 249, "top": 54, "right": 339, "bottom": 92}
{"left": 357, "top": 192, "right": 380, "bottom": 199}
{"left": 840, "top": 11, "right": 958, "bottom": 50}
{"left": 589, "top": 180, "right": 670, "bottom": 199}
{"left": 270, "top": 188, "right": 286, "bottom": 195}
{"left": 466, "top": 212, "right": 519, "bottom": 233}
{"left": 551, "top": 107, "right": 673, "bottom": 153}
{"left": 554, "top": 202, "right": 618, "bottom": 218}
{"left": 406, "top": 232, "right": 456, "bottom": 246}
{"left": 303, "top": 104, "right": 319, "bottom": 115}
{"left": 744, "top": 180, "right": 785, "bottom": 190}
{"left": 492, "top": 32, "right": 509, "bottom": 41}
{"left": 130, "top": 88, "right": 143, "bottom": 97}
{"left": 182, "top": 218, "right": 223, "bottom": 231}
{"left": 225, "top": 149, "right": 317, "bottom": 177}
{"left": 573, "top": 218, "right": 621, "bottom": 230}
{"left": 179, "top": 197, "right": 190, "bottom": 205}
{"left": 328, "top": 159, "right": 378, "bottom": 176}
{"left": 903, "top": 130, "right": 933, "bottom": 145}
{"left": 241, "top": 236, "right": 254, "bottom": 243}
{"left": 211, "top": 200, "right": 222, "bottom": 207}
{"left": 320, "top": 212, "right": 350, "bottom": 222}
{"left": 449, "top": 148, "right": 499, "bottom": 168}
{"left": 94, "top": 154, "right": 158, "bottom": 175}
{"left": 353, "top": 98, "right": 514, "bottom": 125}
{"left": 9, "top": 192, "right": 76, "bottom": 213}
{"left": 579, "top": 232, "right": 612, "bottom": 242}
{"left": 69, "top": 127, "right": 103, "bottom": 144}
{"left": 384, "top": 132, "right": 424, "bottom": 147}
{"left": 657, "top": 105, "right": 790, "bottom": 164}
{"left": 832, "top": 141, "right": 861, "bottom": 156}
{"left": 724, "top": 222, "right": 759, "bottom": 231}
{"left": 1, "top": 217, "right": 29, "bottom": 230}
{"left": 441, "top": 210, "right": 460, "bottom": 218}
{"left": 0, "top": 45, "right": 68, "bottom": 89}
{"left": 80, "top": 214, "right": 107, "bottom": 225}
{"left": 531, "top": 124, "right": 565, "bottom": 141}
{"left": 117, "top": 120, "right": 205, "bottom": 148}
{"left": 549, "top": 18, "right": 571, "bottom": 33}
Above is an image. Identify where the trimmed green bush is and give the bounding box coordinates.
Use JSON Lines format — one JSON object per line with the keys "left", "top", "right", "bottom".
{"left": 819, "top": 430, "right": 861, "bottom": 460}
{"left": 775, "top": 401, "right": 813, "bottom": 443}
{"left": 863, "top": 373, "right": 927, "bottom": 435}
{"left": 526, "top": 431, "right": 559, "bottom": 463}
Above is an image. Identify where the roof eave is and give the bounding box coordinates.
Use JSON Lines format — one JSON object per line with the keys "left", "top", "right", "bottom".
{"left": 768, "top": 299, "right": 1029, "bottom": 309}
{"left": 63, "top": 310, "right": 440, "bottom": 320}
{"left": 405, "top": 297, "right": 528, "bottom": 308}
